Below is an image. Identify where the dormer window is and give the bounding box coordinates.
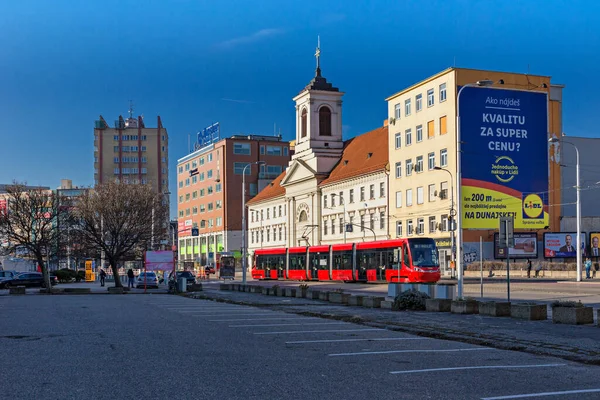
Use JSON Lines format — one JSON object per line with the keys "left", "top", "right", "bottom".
{"left": 301, "top": 108, "right": 308, "bottom": 138}
{"left": 319, "top": 106, "right": 332, "bottom": 136}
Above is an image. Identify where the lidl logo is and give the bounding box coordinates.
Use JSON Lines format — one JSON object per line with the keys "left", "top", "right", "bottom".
{"left": 522, "top": 194, "right": 544, "bottom": 219}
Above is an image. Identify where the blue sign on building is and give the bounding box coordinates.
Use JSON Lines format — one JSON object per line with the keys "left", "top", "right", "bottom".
{"left": 459, "top": 87, "right": 549, "bottom": 229}
{"left": 196, "top": 122, "right": 221, "bottom": 149}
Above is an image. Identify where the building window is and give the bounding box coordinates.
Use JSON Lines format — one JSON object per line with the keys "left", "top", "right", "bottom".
{"left": 216, "top": 183, "right": 222, "bottom": 192}
{"left": 349, "top": 189, "right": 354, "bottom": 203}
{"left": 440, "top": 149, "right": 448, "bottom": 167}
{"left": 406, "top": 159, "right": 413, "bottom": 176}
{"left": 405, "top": 129, "right": 412, "bottom": 146}
{"left": 339, "top": 218, "right": 344, "bottom": 233}
{"left": 249, "top": 183, "right": 257, "bottom": 196}
{"left": 369, "top": 184, "right": 375, "bottom": 199}
{"left": 185, "top": 193, "right": 190, "bottom": 201}
{"left": 301, "top": 108, "right": 308, "bottom": 138}
{"left": 216, "top": 200, "right": 222, "bottom": 209}
{"left": 395, "top": 191, "right": 402, "bottom": 208}
{"left": 429, "top": 184, "right": 437, "bottom": 202}
{"left": 234, "top": 162, "right": 251, "bottom": 175}
{"left": 251, "top": 231, "right": 254, "bottom": 244}
{"left": 283, "top": 147, "right": 289, "bottom": 156}
{"left": 416, "top": 94, "right": 422, "bottom": 112}
{"left": 200, "top": 158, "right": 205, "bottom": 165}
{"left": 416, "top": 156, "right": 423, "bottom": 173}
{"left": 360, "top": 215, "right": 365, "bottom": 232}
{"left": 216, "top": 217, "right": 222, "bottom": 227}
{"left": 185, "top": 178, "right": 190, "bottom": 186}
{"left": 370, "top": 213, "right": 375, "bottom": 231}
{"left": 324, "top": 195, "right": 328, "bottom": 209}
{"left": 192, "top": 176, "right": 197, "bottom": 184}
{"left": 395, "top": 162, "right": 402, "bottom": 178}
{"left": 192, "top": 191, "right": 198, "bottom": 199}
{"left": 407, "top": 220, "right": 414, "bottom": 235}
{"left": 114, "top": 167, "right": 120, "bottom": 174}
{"left": 185, "top": 208, "right": 190, "bottom": 216}
{"left": 439, "top": 83, "right": 447, "bottom": 102}
{"left": 319, "top": 106, "right": 332, "bottom": 136}
{"left": 192, "top": 207, "right": 198, "bottom": 215}
{"left": 379, "top": 182, "right": 385, "bottom": 197}
{"left": 267, "top": 146, "right": 282, "bottom": 156}
{"left": 113, "top": 135, "right": 119, "bottom": 141}
{"left": 416, "top": 125, "right": 423, "bottom": 142}
{"left": 428, "top": 152, "right": 435, "bottom": 170}
{"left": 208, "top": 203, "right": 213, "bottom": 211}
{"left": 417, "top": 187, "right": 424, "bottom": 204}
{"left": 233, "top": 143, "right": 251, "bottom": 155}
{"left": 428, "top": 120, "right": 435, "bottom": 138}
{"left": 299, "top": 210, "right": 308, "bottom": 222}
{"left": 331, "top": 219, "right": 336, "bottom": 235}
{"left": 417, "top": 218, "right": 424, "bottom": 235}
{"left": 113, "top": 146, "right": 119, "bottom": 152}
{"left": 208, "top": 153, "right": 213, "bottom": 162}
{"left": 266, "top": 208, "right": 270, "bottom": 219}
{"left": 339, "top": 191, "right": 344, "bottom": 204}
{"left": 427, "top": 89, "right": 434, "bottom": 107}
{"left": 114, "top": 157, "right": 119, "bottom": 163}
{"left": 441, "top": 181, "right": 449, "bottom": 201}
{"left": 179, "top": 181, "right": 183, "bottom": 188}
{"left": 396, "top": 221, "right": 403, "bottom": 237}
{"left": 406, "top": 189, "right": 413, "bottom": 206}
{"left": 440, "top": 115, "right": 447, "bottom": 135}
{"left": 185, "top": 164, "right": 190, "bottom": 171}
{"left": 279, "top": 227, "right": 282, "bottom": 241}
{"left": 331, "top": 194, "right": 336, "bottom": 207}
{"left": 200, "top": 220, "right": 206, "bottom": 228}
{"left": 267, "top": 229, "right": 270, "bottom": 242}
{"left": 207, "top": 170, "right": 213, "bottom": 179}
{"left": 178, "top": 166, "right": 183, "bottom": 174}
{"left": 279, "top": 206, "right": 282, "bottom": 217}
{"left": 199, "top": 189, "right": 205, "bottom": 197}
{"left": 394, "top": 103, "right": 401, "bottom": 120}
{"left": 429, "top": 216, "right": 436, "bottom": 233}
{"left": 405, "top": 99, "right": 411, "bottom": 116}
{"left": 441, "top": 214, "right": 449, "bottom": 232}
{"left": 379, "top": 212, "right": 385, "bottom": 230}
{"left": 324, "top": 221, "right": 328, "bottom": 235}
{"left": 395, "top": 133, "right": 401, "bottom": 149}
{"left": 360, "top": 187, "right": 365, "bottom": 201}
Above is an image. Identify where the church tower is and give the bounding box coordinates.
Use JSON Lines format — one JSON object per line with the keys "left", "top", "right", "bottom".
{"left": 291, "top": 38, "right": 344, "bottom": 175}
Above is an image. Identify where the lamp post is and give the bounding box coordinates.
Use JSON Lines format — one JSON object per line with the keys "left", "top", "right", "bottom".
{"left": 456, "top": 80, "right": 495, "bottom": 299}
{"left": 330, "top": 193, "right": 346, "bottom": 244}
{"left": 434, "top": 166, "right": 455, "bottom": 277}
{"left": 550, "top": 137, "right": 581, "bottom": 282}
{"left": 242, "top": 161, "right": 266, "bottom": 284}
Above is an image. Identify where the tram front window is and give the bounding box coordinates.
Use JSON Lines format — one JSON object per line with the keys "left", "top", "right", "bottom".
{"left": 408, "top": 239, "right": 439, "bottom": 267}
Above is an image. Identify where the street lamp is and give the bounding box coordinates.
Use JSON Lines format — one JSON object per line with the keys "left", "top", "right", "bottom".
{"left": 242, "top": 161, "right": 266, "bottom": 284}
{"left": 550, "top": 137, "right": 581, "bottom": 282}
{"left": 456, "top": 80, "right": 495, "bottom": 299}
{"left": 330, "top": 193, "right": 347, "bottom": 244}
{"left": 434, "top": 166, "right": 456, "bottom": 277}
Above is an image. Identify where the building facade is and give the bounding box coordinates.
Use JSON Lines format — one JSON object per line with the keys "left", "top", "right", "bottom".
{"left": 246, "top": 54, "right": 390, "bottom": 265}
{"left": 386, "top": 68, "right": 563, "bottom": 270}
{"left": 94, "top": 113, "right": 169, "bottom": 194}
{"left": 176, "top": 135, "right": 291, "bottom": 266}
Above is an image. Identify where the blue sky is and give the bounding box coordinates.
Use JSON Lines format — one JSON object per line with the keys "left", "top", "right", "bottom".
{"left": 1, "top": 0, "right": 598, "bottom": 212}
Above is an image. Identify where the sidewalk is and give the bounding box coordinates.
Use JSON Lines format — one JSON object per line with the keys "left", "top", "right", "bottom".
{"left": 190, "top": 285, "right": 600, "bottom": 366}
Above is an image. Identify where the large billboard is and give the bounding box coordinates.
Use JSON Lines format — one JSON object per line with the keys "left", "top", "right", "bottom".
{"left": 196, "top": 122, "right": 220, "bottom": 149}
{"left": 494, "top": 232, "right": 538, "bottom": 259}
{"left": 543, "top": 233, "right": 586, "bottom": 258}
{"left": 460, "top": 87, "right": 549, "bottom": 229}
{"left": 589, "top": 233, "right": 600, "bottom": 258}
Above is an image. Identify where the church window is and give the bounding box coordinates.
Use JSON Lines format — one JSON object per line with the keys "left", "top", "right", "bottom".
{"left": 301, "top": 108, "right": 308, "bottom": 138}
{"left": 298, "top": 210, "right": 308, "bottom": 222}
{"left": 319, "top": 106, "right": 332, "bottom": 136}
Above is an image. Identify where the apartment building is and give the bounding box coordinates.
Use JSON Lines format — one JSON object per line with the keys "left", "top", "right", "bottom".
{"left": 386, "top": 68, "right": 563, "bottom": 271}
{"left": 176, "top": 135, "right": 291, "bottom": 266}
{"left": 93, "top": 113, "right": 169, "bottom": 194}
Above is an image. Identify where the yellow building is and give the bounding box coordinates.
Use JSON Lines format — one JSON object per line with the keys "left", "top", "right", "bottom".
{"left": 386, "top": 68, "right": 563, "bottom": 274}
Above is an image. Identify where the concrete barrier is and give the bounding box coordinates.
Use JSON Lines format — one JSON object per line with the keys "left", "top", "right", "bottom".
{"left": 284, "top": 288, "right": 297, "bottom": 297}
{"left": 328, "top": 292, "right": 350, "bottom": 304}
{"left": 380, "top": 300, "right": 393, "bottom": 309}
{"left": 347, "top": 295, "right": 364, "bottom": 306}
{"left": 63, "top": 288, "right": 91, "bottom": 294}
{"left": 435, "top": 283, "right": 456, "bottom": 300}
{"left": 306, "top": 290, "right": 320, "bottom": 300}
{"left": 362, "top": 296, "right": 384, "bottom": 308}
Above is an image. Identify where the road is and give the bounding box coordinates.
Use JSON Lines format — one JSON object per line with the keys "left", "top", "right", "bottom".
{"left": 2, "top": 294, "right": 600, "bottom": 399}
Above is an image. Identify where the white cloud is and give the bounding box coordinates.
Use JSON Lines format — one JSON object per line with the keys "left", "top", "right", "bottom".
{"left": 215, "top": 28, "right": 284, "bottom": 50}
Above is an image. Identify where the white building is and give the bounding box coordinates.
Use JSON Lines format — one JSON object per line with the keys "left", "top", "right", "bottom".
{"left": 246, "top": 51, "right": 389, "bottom": 263}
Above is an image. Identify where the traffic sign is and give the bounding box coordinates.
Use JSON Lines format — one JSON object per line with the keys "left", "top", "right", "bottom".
{"left": 191, "top": 228, "right": 199, "bottom": 236}
{"left": 499, "top": 216, "right": 515, "bottom": 248}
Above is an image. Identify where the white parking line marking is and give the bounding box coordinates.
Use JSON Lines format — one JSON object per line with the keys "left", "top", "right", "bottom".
{"left": 329, "top": 348, "right": 493, "bottom": 357}
{"left": 481, "top": 388, "right": 600, "bottom": 399}
{"left": 287, "top": 337, "right": 430, "bottom": 344}
{"left": 229, "top": 322, "right": 346, "bottom": 328}
{"left": 254, "top": 329, "right": 384, "bottom": 335}
{"left": 210, "top": 317, "right": 309, "bottom": 322}
{"left": 177, "top": 310, "right": 270, "bottom": 314}
{"left": 390, "top": 363, "right": 566, "bottom": 375}
{"left": 193, "top": 313, "right": 282, "bottom": 317}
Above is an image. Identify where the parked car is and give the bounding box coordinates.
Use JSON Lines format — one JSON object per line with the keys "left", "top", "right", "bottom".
{"left": 136, "top": 272, "right": 159, "bottom": 289}
{"left": 170, "top": 271, "right": 196, "bottom": 286}
{"left": 0, "top": 272, "right": 58, "bottom": 289}
{"left": 0, "top": 270, "right": 18, "bottom": 281}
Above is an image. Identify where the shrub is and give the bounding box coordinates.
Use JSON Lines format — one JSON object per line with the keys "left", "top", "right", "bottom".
{"left": 392, "top": 289, "right": 430, "bottom": 311}
{"left": 551, "top": 300, "right": 584, "bottom": 308}
{"left": 53, "top": 269, "right": 79, "bottom": 283}
{"left": 298, "top": 284, "right": 309, "bottom": 291}
{"left": 76, "top": 271, "right": 85, "bottom": 282}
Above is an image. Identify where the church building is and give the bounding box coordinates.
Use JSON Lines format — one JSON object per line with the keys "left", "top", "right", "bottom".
{"left": 246, "top": 46, "right": 390, "bottom": 264}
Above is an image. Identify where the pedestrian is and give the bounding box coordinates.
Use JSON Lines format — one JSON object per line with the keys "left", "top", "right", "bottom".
{"left": 526, "top": 259, "right": 532, "bottom": 279}
{"left": 534, "top": 262, "right": 542, "bottom": 278}
{"left": 99, "top": 269, "right": 106, "bottom": 287}
{"left": 205, "top": 265, "right": 211, "bottom": 280}
{"left": 585, "top": 258, "right": 592, "bottom": 279}
{"left": 127, "top": 268, "right": 135, "bottom": 288}
{"left": 594, "top": 262, "right": 599, "bottom": 279}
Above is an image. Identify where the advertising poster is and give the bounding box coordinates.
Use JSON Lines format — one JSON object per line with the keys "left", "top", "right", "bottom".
{"left": 494, "top": 232, "right": 537, "bottom": 259}
{"left": 589, "top": 233, "right": 600, "bottom": 258}
{"left": 460, "top": 87, "right": 549, "bottom": 229}
{"left": 145, "top": 251, "right": 175, "bottom": 271}
{"left": 544, "top": 233, "right": 586, "bottom": 258}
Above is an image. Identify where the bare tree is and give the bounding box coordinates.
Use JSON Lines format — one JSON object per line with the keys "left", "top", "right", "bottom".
{"left": 0, "top": 182, "right": 69, "bottom": 289}
{"left": 74, "top": 182, "right": 167, "bottom": 287}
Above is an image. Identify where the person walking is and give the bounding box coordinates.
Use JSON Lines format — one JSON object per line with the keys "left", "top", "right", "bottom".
{"left": 526, "top": 259, "right": 532, "bottom": 279}
{"left": 585, "top": 258, "right": 592, "bottom": 279}
{"left": 99, "top": 269, "right": 106, "bottom": 287}
{"left": 127, "top": 268, "right": 135, "bottom": 288}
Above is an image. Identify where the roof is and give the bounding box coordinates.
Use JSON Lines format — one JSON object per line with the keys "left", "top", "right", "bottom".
{"left": 246, "top": 171, "right": 287, "bottom": 205}
{"left": 320, "top": 125, "right": 388, "bottom": 186}
{"left": 247, "top": 125, "right": 388, "bottom": 205}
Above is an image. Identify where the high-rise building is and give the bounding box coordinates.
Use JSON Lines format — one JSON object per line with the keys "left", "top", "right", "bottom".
{"left": 176, "top": 135, "right": 291, "bottom": 266}
{"left": 93, "top": 111, "right": 169, "bottom": 194}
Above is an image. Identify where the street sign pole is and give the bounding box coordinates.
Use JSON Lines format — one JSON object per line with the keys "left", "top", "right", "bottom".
{"left": 499, "top": 216, "right": 515, "bottom": 302}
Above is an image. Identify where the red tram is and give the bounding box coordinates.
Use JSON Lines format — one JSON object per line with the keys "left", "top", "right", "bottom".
{"left": 251, "top": 238, "right": 440, "bottom": 283}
